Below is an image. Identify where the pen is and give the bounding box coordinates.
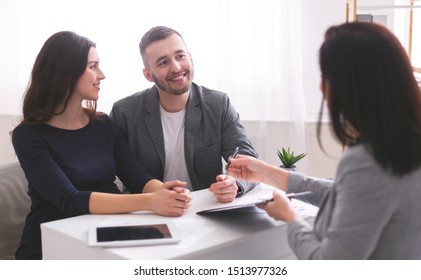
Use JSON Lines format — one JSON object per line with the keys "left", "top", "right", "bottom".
{"left": 264, "top": 191, "right": 313, "bottom": 202}
{"left": 224, "top": 146, "right": 239, "bottom": 174}
{"left": 285, "top": 191, "right": 313, "bottom": 198}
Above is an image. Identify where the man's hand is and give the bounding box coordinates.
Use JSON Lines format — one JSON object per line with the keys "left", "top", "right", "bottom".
{"left": 208, "top": 174, "right": 238, "bottom": 203}
{"left": 149, "top": 187, "right": 192, "bottom": 216}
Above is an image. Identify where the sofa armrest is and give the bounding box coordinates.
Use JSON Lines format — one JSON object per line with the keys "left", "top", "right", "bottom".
{"left": 0, "top": 161, "right": 30, "bottom": 259}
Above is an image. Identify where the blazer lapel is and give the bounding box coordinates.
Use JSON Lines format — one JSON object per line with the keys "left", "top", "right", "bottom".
{"left": 184, "top": 86, "right": 202, "bottom": 187}
{"left": 145, "top": 87, "right": 166, "bottom": 168}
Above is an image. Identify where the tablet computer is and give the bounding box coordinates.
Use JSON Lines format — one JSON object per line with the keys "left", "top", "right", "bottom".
{"left": 88, "top": 222, "right": 180, "bottom": 247}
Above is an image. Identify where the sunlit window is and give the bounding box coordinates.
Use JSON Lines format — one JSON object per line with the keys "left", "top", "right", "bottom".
{"left": 0, "top": 0, "right": 304, "bottom": 121}
{"left": 348, "top": 0, "right": 421, "bottom": 74}
{"left": 411, "top": 0, "right": 421, "bottom": 72}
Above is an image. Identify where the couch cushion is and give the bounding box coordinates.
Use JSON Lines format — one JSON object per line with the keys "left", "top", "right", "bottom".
{"left": 0, "top": 161, "right": 30, "bottom": 259}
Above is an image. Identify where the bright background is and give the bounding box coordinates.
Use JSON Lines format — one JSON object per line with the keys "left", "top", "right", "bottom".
{"left": 0, "top": 0, "right": 343, "bottom": 120}
{"left": 3, "top": 0, "right": 418, "bottom": 177}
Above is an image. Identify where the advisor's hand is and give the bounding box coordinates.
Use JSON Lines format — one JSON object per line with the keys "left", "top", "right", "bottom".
{"left": 227, "top": 155, "right": 269, "bottom": 183}
{"left": 257, "top": 191, "right": 302, "bottom": 223}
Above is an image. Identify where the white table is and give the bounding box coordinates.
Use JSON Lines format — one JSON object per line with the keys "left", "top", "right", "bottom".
{"left": 41, "top": 184, "right": 318, "bottom": 259}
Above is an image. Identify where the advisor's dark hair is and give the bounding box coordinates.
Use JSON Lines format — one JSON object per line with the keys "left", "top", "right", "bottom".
{"left": 317, "top": 22, "right": 421, "bottom": 175}
{"left": 22, "top": 31, "right": 98, "bottom": 125}
{"left": 139, "top": 26, "right": 184, "bottom": 67}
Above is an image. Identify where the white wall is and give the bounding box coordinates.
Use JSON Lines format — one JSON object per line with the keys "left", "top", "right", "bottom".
{"left": 0, "top": 115, "right": 342, "bottom": 178}
{"left": 242, "top": 121, "right": 342, "bottom": 178}
{"left": 301, "top": 0, "right": 346, "bottom": 121}
{"left": 0, "top": 115, "right": 20, "bottom": 164}
{"left": 234, "top": 0, "right": 345, "bottom": 178}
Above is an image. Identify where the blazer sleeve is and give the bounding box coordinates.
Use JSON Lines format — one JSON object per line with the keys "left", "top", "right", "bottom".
{"left": 110, "top": 119, "right": 155, "bottom": 193}
{"left": 287, "top": 172, "right": 333, "bottom": 206}
{"left": 220, "top": 94, "right": 259, "bottom": 194}
{"left": 287, "top": 147, "right": 398, "bottom": 259}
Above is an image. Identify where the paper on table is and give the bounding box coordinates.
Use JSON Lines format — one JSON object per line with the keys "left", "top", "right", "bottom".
{"left": 196, "top": 185, "right": 273, "bottom": 214}
{"left": 172, "top": 219, "right": 216, "bottom": 249}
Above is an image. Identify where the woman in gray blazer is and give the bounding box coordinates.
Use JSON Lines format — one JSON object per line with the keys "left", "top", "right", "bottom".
{"left": 227, "top": 22, "right": 421, "bottom": 259}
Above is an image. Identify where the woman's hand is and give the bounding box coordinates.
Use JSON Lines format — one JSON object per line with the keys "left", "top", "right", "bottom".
{"left": 149, "top": 180, "right": 192, "bottom": 216}
{"left": 161, "top": 180, "right": 188, "bottom": 192}
{"left": 227, "top": 155, "right": 270, "bottom": 183}
{"left": 257, "top": 191, "right": 302, "bottom": 223}
{"left": 228, "top": 155, "right": 289, "bottom": 191}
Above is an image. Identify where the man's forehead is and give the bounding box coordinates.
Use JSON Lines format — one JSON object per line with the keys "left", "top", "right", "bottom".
{"left": 145, "top": 34, "right": 187, "bottom": 57}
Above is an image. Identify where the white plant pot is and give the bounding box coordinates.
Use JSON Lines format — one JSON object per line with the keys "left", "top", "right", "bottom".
{"left": 280, "top": 165, "right": 296, "bottom": 172}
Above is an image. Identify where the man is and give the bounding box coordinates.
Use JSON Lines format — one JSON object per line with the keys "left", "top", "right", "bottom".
{"left": 110, "top": 26, "right": 258, "bottom": 202}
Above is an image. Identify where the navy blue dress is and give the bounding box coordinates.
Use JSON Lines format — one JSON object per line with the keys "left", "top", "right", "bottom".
{"left": 12, "top": 115, "right": 154, "bottom": 259}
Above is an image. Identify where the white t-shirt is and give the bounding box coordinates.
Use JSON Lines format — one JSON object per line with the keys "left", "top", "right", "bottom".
{"left": 160, "top": 105, "right": 193, "bottom": 190}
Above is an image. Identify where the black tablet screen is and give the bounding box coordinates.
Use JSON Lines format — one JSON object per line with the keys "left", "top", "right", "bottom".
{"left": 96, "top": 224, "right": 171, "bottom": 242}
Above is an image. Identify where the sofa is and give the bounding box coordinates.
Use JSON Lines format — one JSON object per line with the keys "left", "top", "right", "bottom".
{"left": 0, "top": 161, "right": 30, "bottom": 259}
{"left": 0, "top": 161, "right": 128, "bottom": 260}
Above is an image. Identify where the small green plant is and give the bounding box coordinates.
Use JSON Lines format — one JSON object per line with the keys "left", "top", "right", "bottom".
{"left": 277, "top": 147, "right": 307, "bottom": 168}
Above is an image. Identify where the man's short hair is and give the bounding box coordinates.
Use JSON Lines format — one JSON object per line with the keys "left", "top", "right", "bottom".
{"left": 139, "top": 26, "right": 184, "bottom": 67}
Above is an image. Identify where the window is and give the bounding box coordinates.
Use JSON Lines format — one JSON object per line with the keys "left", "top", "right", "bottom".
{"left": 411, "top": 0, "right": 421, "bottom": 72}
{"left": 347, "top": 0, "right": 421, "bottom": 73}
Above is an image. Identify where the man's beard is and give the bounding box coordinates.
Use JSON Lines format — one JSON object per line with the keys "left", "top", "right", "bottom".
{"left": 152, "top": 71, "right": 193, "bottom": 96}
{"left": 156, "top": 82, "right": 190, "bottom": 95}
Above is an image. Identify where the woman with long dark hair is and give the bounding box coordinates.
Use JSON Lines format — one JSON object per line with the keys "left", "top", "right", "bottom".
{"left": 227, "top": 22, "right": 421, "bottom": 259}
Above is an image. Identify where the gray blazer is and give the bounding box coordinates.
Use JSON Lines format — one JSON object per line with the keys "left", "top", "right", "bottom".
{"left": 286, "top": 143, "right": 421, "bottom": 259}
{"left": 110, "top": 83, "right": 258, "bottom": 193}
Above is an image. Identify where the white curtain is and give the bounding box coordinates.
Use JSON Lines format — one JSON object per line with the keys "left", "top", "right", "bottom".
{"left": 0, "top": 0, "right": 307, "bottom": 166}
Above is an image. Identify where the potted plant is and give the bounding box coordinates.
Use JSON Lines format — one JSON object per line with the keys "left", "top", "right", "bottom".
{"left": 277, "top": 147, "right": 306, "bottom": 171}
